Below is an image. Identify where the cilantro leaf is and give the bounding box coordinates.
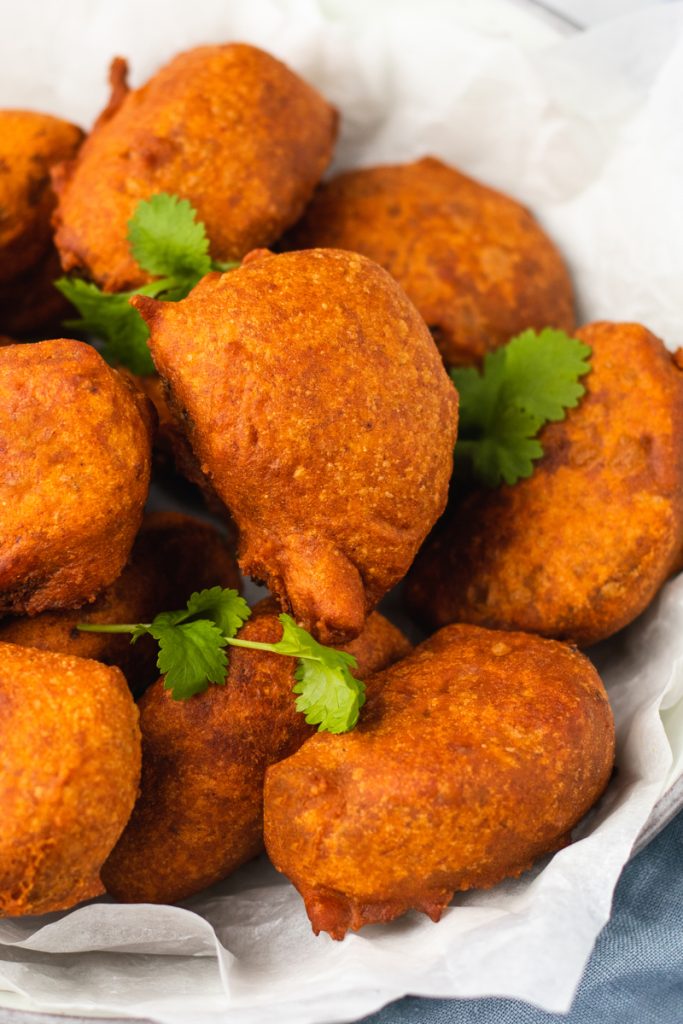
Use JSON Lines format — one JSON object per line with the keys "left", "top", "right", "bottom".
{"left": 58, "top": 193, "right": 239, "bottom": 373}
{"left": 142, "top": 586, "right": 251, "bottom": 636}
{"left": 503, "top": 328, "right": 592, "bottom": 422}
{"left": 274, "top": 614, "right": 365, "bottom": 734}
{"left": 451, "top": 328, "right": 591, "bottom": 487}
{"left": 456, "top": 436, "right": 543, "bottom": 488}
{"left": 150, "top": 618, "right": 228, "bottom": 700}
{"left": 143, "top": 587, "right": 250, "bottom": 698}
{"left": 56, "top": 277, "right": 166, "bottom": 376}
{"left": 184, "top": 586, "right": 251, "bottom": 638}
{"left": 76, "top": 597, "right": 366, "bottom": 732}
{"left": 293, "top": 659, "right": 365, "bottom": 734}
{"left": 127, "top": 193, "right": 212, "bottom": 282}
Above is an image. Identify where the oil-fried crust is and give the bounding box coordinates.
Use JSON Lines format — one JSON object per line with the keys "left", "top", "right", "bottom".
{"left": 0, "top": 110, "right": 83, "bottom": 285}
{"left": 135, "top": 248, "right": 458, "bottom": 644}
{"left": 405, "top": 322, "right": 683, "bottom": 646}
{"left": 0, "top": 246, "right": 71, "bottom": 337}
{"left": 286, "top": 157, "right": 575, "bottom": 366}
{"left": 132, "top": 372, "right": 229, "bottom": 517}
{"left": 264, "top": 624, "right": 615, "bottom": 939}
{"left": 0, "top": 511, "right": 240, "bottom": 695}
{"left": 0, "top": 643, "right": 140, "bottom": 916}
{"left": 101, "top": 602, "right": 410, "bottom": 904}
{"left": 52, "top": 44, "right": 338, "bottom": 292}
{"left": 0, "top": 339, "right": 153, "bottom": 615}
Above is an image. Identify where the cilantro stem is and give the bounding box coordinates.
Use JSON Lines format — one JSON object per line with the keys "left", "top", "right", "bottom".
{"left": 76, "top": 623, "right": 144, "bottom": 634}
{"left": 225, "top": 636, "right": 323, "bottom": 662}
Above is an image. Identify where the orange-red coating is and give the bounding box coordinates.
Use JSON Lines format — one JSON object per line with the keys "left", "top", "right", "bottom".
{"left": 101, "top": 602, "right": 410, "bottom": 904}
{"left": 0, "top": 247, "right": 72, "bottom": 338}
{"left": 135, "top": 373, "right": 184, "bottom": 469}
{"left": 286, "top": 157, "right": 575, "bottom": 366}
{"left": 0, "top": 642, "right": 141, "bottom": 916}
{"left": 0, "top": 511, "right": 239, "bottom": 695}
{"left": 405, "top": 322, "right": 683, "bottom": 646}
{"left": 264, "top": 624, "right": 615, "bottom": 939}
{"left": 0, "top": 339, "right": 153, "bottom": 615}
{"left": 53, "top": 45, "right": 337, "bottom": 292}
{"left": 0, "top": 110, "right": 83, "bottom": 285}
{"left": 135, "top": 248, "right": 458, "bottom": 643}
{"left": 132, "top": 372, "right": 228, "bottom": 517}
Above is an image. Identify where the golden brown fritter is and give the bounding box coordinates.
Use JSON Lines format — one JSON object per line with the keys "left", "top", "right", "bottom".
{"left": 0, "top": 512, "right": 239, "bottom": 695}
{"left": 0, "top": 643, "right": 140, "bottom": 916}
{"left": 264, "top": 624, "right": 614, "bottom": 939}
{"left": 405, "top": 322, "right": 683, "bottom": 646}
{"left": 132, "top": 372, "right": 228, "bottom": 517}
{"left": 135, "top": 373, "right": 185, "bottom": 472}
{"left": 0, "top": 246, "right": 72, "bottom": 338}
{"left": 53, "top": 45, "right": 337, "bottom": 292}
{"left": 134, "top": 248, "right": 458, "bottom": 644}
{"left": 0, "top": 339, "right": 153, "bottom": 615}
{"left": 0, "top": 110, "right": 83, "bottom": 285}
{"left": 101, "top": 602, "right": 410, "bottom": 905}
{"left": 286, "top": 157, "right": 575, "bottom": 366}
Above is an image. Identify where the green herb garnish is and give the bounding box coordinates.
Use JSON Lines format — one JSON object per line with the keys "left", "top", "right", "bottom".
{"left": 78, "top": 588, "right": 365, "bottom": 734}
{"left": 56, "top": 193, "right": 238, "bottom": 374}
{"left": 451, "top": 328, "right": 591, "bottom": 487}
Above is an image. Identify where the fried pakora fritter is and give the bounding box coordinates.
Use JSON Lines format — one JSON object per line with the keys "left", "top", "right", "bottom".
{"left": 264, "top": 624, "right": 614, "bottom": 939}
{"left": 134, "top": 248, "right": 458, "bottom": 643}
{"left": 0, "top": 247, "right": 71, "bottom": 338}
{"left": 0, "top": 512, "right": 239, "bottom": 695}
{"left": 0, "top": 643, "right": 140, "bottom": 916}
{"left": 0, "top": 110, "right": 83, "bottom": 285}
{"left": 132, "top": 372, "right": 227, "bottom": 516}
{"left": 53, "top": 45, "right": 337, "bottom": 292}
{"left": 101, "top": 602, "right": 410, "bottom": 905}
{"left": 135, "top": 373, "right": 185, "bottom": 472}
{"left": 0, "top": 339, "right": 153, "bottom": 615}
{"left": 286, "top": 157, "right": 575, "bottom": 366}
{"left": 405, "top": 322, "right": 683, "bottom": 646}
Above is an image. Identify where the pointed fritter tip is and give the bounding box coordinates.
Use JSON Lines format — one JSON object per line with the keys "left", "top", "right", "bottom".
{"left": 93, "top": 57, "right": 130, "bottom": 130}
{"left": 241, "top": 248, "right": 274, "bottom": 268}
{"left": 130, "top": 294, "right": 163, "bottom": 326}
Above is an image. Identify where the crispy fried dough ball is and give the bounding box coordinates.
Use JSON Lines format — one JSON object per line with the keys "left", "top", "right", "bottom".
{"left": 0, "top": 512, "right": 239, "bottom": 695}
{"left": 134, "top": 248, "right": 458, "bottom": 644}
{"left": 101, "top": 602, "right": 410, "bottom": 904}
{"left": 135, "top": 374, "right": 185, "bottom": 471}
{"left": 0, "top": 643, "right": 140, "bottom": 916}
{"left": 405, "top": 322, "right": 683, "bottom": 646}
{"left": 0, "top": 247, "right": 71, "bottom": 338}
{"left": 286, "top": 157, "right": 575, "bottom": 366}
{"left": 53, "top": 45, "right": 337, "bottom": 292}
{"left": 132, "top": 372, "right": 228, "bottom": 517}
{"left": 264, "top": 624, "right": 614, "bottom": 939}
{"left": 0, "top": 339, "right": 153, "bottom": 615}
{"left": 0, "top": 111, "right": 83, "bottom": 285}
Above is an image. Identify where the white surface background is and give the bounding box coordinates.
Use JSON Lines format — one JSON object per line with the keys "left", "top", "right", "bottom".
{"left": 0, "top": 1, "right": 682, "bottom": 1021}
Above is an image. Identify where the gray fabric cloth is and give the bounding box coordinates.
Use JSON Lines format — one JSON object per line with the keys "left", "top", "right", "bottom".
{"left": 360, "top": 810, "right": 683, "bottom": 1024}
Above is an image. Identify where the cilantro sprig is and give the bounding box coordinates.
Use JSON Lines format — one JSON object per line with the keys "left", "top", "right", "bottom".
{"left": 56, "top": 194, "right": 238, "bottom": 375}
{"left": 78, "top": 587, "right": 365, "bottom": 734}
{"left": 451, "top": 328, "right": 592, "bottom": 487}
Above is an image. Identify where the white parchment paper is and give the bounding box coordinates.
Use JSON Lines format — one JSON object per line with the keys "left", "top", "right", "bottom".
{"left": 1, "top": 1, "right": 683, "bottom": 1020}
